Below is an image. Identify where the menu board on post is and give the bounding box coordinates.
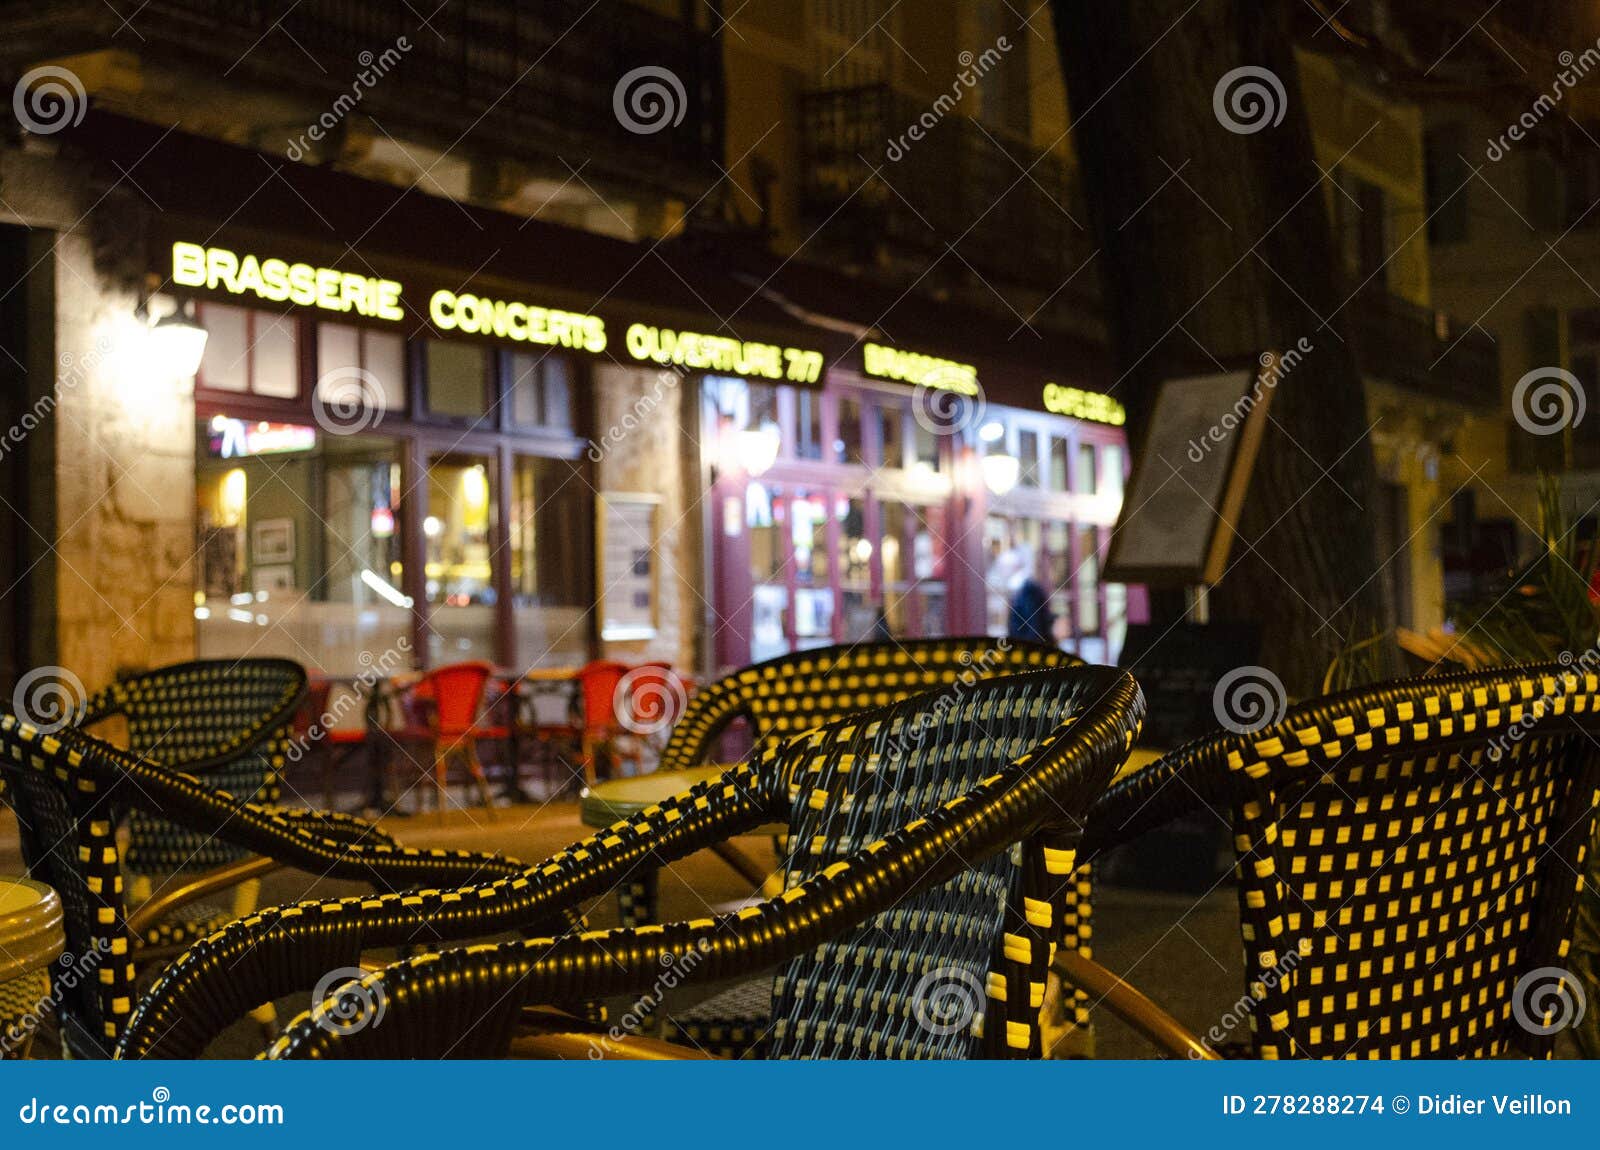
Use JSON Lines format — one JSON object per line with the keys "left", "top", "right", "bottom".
{"left": 597, "top": 492, "right": 661, "bottom": 642}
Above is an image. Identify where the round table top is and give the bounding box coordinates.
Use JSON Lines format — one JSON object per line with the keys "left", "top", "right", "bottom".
{"left": 579, "top": 748, "right": 1167, "bottom": 830}
{"left": 0, "top": 877, "right": 66, "bottom": 984}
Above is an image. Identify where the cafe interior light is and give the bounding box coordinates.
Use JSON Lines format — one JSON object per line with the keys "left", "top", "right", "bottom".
{"left": 982, "top": 452, "right": 1021, "bottom": 496}
{"left": 150, "top": 301, "right": 209, "bottom": 380}
{"left": 978, "top": 420, "right": 1006, "bottom": 444}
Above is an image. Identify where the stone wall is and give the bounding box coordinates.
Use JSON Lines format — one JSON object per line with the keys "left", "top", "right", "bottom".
{"left": 51, "top": 231, "right": 197, "bottom": 688}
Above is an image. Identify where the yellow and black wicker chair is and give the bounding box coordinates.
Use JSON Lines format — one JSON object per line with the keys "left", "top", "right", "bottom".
{"left": 260, "top": 665, "right": 1144, "bottom": 1060}
{"left": 0, "top": 713, "right": 537, "bottom": 1058}
{"left": 1068, "top": 663, "right": 1600, "bottom": 1059}
{"left": 76, "top": 658, "right": 323, "bottom": 952}
{"left": 621, "top": 638, "right": 1082, "bottom": 927}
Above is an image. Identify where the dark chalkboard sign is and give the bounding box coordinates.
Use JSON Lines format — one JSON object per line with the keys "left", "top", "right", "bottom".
{"left": 1118, "top": 621, "right": 1262, "bottom": 749}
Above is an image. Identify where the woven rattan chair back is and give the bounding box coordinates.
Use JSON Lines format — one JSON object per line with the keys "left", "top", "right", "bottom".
{"left": 261, "top": 665, "right": 1144, "bottom": 1059}
{"left": 658, "top": 638, "right": 1079, "bottom": 772}
{"left": 79, "top": 659, "right": 306, "bottom": 876}
{"left": 0, "top": 710, "right": 529, "bottom": 1058}
{"left": 1091, "top": 663, "right": 1600, "bottom": 1059}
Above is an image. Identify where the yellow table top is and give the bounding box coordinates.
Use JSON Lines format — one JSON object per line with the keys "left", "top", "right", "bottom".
{"left": 581, "top": 748, "right": 1167, "bottom": 830}
{"left": 0, "top": 876, "right": 66, "bottom": 984}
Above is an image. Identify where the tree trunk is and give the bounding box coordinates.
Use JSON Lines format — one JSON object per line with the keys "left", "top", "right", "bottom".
{"left": 1050, "top": 0, "right": 1386, "bottom": 695}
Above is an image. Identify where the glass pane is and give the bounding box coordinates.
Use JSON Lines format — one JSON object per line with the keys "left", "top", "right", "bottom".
{"left": 878, "top": 404, "right": 905, "bottom": 469}
{"left": 747, "top": 483, "right": 782, "bottom": 584}
{"left": 1049, "top": 437, "right": 1069, "bottom": 491}
{"left": 364, "top": 331, "right": 407, "bottom": 413}
{"left": 914, "top": 417, "right": 941, "bottom": 471}
{"left": 426, "top": 454, "right": 496, "bottom": 662}
{"left": 198, "top": 304, "right": 248, "bottom": 392}
{"left": 511, "top": 455, "right": 588, "bottom": 668}
{"left": 1101, "top": 443, "right": 1125, "bottom": 500}
{"left": 252, "top": 313, "right": 298, "bottom": 397}
{"left": 835, "top": 396, "right": 863, "bottom": 464}
{"left": 791, "top": 491, "right": 832, "bottom": 642}
{"left": 543, "top": 359, "right": 573, "bottom": 430}
{"left": 839, "top": 496, "right": 878, "bottom": 639}
{"left": 796, "top": 389, "right": 823, "bottom": 460}
{"left": 194, "top": 430, "right": 411, "bottom": 679}
{"left": 1018, "top": 429, "right": 1040, "bottom": 488}
{"left": 1075, "top": 443, "right": 1097, "bottom": 495}
{"left": 510, "top": 352, "right": 542, "bottom": 426}
{"left": 1077, "top": 525, "right": 1100, "bottom": 633}
{"left": 426, "top": 342, "right": 487, "bottom": 418}
{"left": 881, "top": 502, "right": 906, "bottom": 588}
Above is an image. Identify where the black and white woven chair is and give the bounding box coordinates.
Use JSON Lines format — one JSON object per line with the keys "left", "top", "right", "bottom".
{"left": 1066, "top": 662, "right": 1600, "bottom": 1059}
{"left": 259, "top": 665, "right": 1144, "bottom": 1060}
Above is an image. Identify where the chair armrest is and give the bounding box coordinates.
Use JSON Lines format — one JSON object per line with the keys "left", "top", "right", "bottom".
{"left": 125, "top": 856, "right": 284, "bottom": 945}
{"left": 509, "top": 1029, "right": 714, "bottom": 1060}
{"left": 1081, "top": 743, "right": 1225, "bottom": 857}
{"left": 268, "top": 808, "right": 399, "bottom": 849}
{"left": 1053, "top": 950, "right": 1218, "bottom": 1060}
{"left": 119, "top": 761, "right": 779, "bottom": 1060}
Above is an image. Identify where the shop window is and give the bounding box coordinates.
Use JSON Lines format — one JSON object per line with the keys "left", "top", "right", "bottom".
{"left": 194, "top": 428, "right": 408, "bottom": 676}
{"left": 426, "top": 453, "right": 496, "bottom": 662}
{"left": 1017, "top": 429, "right": 1041, "bottom": 488}
{"left": 509, "top": 352, "right": 575, "bottom": 431}
{"left": 425, "top": 342, "right": 489, "bottom": 418}
{"left": 317, "top": 323, "right": 407, "bottom": 414}
{"left": 835, "top": 395, "right": 864, "bottom": 464}
{"left": 197, "top": 303, "right": 298, "bottom": 398}
{"left": 840, "top": 495, "right": 878, "bottom": 639}
{"left": 510, "top": 455, "right": 589, "bottom": 668}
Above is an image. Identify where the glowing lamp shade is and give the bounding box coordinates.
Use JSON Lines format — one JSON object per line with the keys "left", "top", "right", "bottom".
{"left": 727, "top": 422, "right": 781, "bottom": 478}
{"left": 150, "top": 307, "right": 209, "bottom": 380}
{"left": 981, "top": 452, "right": 1021, "bottom": 497}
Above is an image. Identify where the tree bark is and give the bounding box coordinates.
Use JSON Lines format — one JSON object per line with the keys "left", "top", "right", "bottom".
{"left": 1051, "top": 0, "right": 1386, "bottom": 695}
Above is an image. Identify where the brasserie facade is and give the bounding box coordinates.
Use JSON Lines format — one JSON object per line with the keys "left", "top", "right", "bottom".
{"left": 1, "top": 112, "right": 1140, "bottom": 688}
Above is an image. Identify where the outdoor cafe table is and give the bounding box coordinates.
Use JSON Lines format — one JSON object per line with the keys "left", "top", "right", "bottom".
{"left": 0, "top": 876, "right": 66, "bottom": 1059}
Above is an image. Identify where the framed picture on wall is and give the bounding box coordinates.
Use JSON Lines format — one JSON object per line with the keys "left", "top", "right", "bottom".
{"left": 252, "top": 564, "right": 295, "bottom": 595}
{"left": 251, "top": 517, "right": 295, "bottom": 565}
{"left": 597, "top": 492, "right": 661, "bottom": 641}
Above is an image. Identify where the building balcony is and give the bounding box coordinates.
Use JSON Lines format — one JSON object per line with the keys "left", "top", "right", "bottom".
{"left": 799, "top": 85, "right": 1096, "bottom": 298}
{"left": 0, "top": 0, "right": 723, "bottom": 206}
{"left": 1344, "top": 284, "right": 1500, "bottom": 410}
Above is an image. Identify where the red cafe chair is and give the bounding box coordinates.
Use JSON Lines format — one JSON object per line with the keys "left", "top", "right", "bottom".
{"left": 391, "top": 661, "right": 504, "bottom": 820}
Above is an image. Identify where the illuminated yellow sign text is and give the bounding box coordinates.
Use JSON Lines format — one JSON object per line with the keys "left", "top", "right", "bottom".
{"left": 625, "top": 324, "right": 823, "bottom": 383}
{"left": 1042, "top": 383, "right": 1125, "bottom": 425}
{"left": 430, "top": 290, "right": 606, "bottom": 352}
{"left": 862, "top": 343, "right": 978, "bottom": 394}
{"left": 172, "top": 242, "right": 403, "bottom": 321}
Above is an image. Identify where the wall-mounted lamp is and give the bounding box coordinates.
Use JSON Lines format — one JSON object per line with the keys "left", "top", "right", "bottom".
{"left": 149, "top": 300, "right": 208, "bottom": 379}
{"left": 981, "top": 452, "right": 1021, "bottom": 497}
{"left": 727, "top": 421, "right": 781, "bottom": 478}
